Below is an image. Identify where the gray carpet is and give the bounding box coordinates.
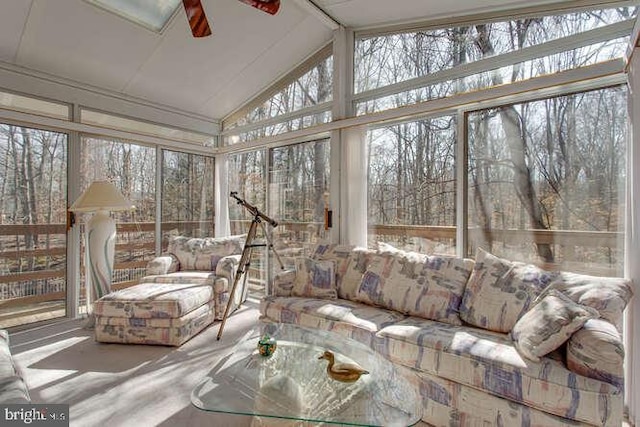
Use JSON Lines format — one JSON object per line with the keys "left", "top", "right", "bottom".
{"left": 9, "top": 299, "right": 263, "bottom": 427}
{"left": 9, "top": 298, "right": 431, "bottom": 427}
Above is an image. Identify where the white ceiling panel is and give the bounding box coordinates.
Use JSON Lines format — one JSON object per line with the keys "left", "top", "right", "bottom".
{"left": 124, "top": 0, "right": 324, "bottom": 117}
{"left": 202, "top": 15, "right": 333, "bottom": 119}
{"left": 0, "top": 0, "right": 33, "bottom": 63}
{"left": 16, "top": 0, "right": 161, "bottom": 92}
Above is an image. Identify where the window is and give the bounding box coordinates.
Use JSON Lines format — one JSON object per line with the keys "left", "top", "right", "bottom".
{"left": 84, "top": 0, "right": 181, "bottom": 32}
{"left": 161, "top": 150, "right": 215, "bottom": 241}
{"left": 0, "top": 90, "right": 69, "bottom": 120}
{"left": 354, "top": 7, "right": 635, "bottom": 114}
{"left": 81, "top": 109, "right": 214, "bottom": 147}
{"left": 467, "top": 86, "right": 627, "bottom": 275}
{"left": 223, "top": 48, "right": 333, "bottom": 145}
{"left": 0, "top": 124, "right": 68, "bottom": 328}
{"left": 269, "top": 139, "right": 331, "bottom": 267}
{"left": 367, "top": 116, "right": 457, "bottom": 253}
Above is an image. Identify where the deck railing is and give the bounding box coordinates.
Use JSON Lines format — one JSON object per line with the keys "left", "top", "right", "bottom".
{"left": 0, "top": 221, "right": 623, "bottom": 326}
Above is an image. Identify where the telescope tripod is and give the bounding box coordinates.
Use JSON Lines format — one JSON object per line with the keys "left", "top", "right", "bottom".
{"left": 216, "top": 213, "right": 284, "bottom": 340}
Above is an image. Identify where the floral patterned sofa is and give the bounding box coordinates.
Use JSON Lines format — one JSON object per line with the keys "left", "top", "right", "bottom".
{"left": 260, "top": 243, "right": 633, "bottom": 426}
{"left": 94, "top": 234, "right": 247, "bottom": 346}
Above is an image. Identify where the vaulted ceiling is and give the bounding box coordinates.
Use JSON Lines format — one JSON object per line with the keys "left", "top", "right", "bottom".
{"left": 0, "top": 0, "right": 575, "bottom": 122}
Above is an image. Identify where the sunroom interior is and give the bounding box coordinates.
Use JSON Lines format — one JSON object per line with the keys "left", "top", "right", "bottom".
{"left": 2, "top": 0, "right": 640, "bottom": 425}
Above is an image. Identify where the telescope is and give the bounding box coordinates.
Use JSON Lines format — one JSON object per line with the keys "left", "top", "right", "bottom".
{"left": 218, "top": 191, "right": 283, "bottom": 340}
{"left": 230, "top": 191, "right": 278, "bottom": 228}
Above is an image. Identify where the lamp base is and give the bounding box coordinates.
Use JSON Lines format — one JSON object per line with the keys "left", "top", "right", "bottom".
{"left": 86, "top": 210, "right": 116, "bottom": 303}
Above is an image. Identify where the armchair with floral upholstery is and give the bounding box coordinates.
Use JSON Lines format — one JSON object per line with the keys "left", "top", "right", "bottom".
{"left": 142, "top": 234, "right": 247, "bottom": 320}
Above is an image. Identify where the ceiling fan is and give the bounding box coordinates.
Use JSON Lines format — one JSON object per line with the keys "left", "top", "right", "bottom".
{"left": 182, "top": 0, "right": 281, "bottom": 38}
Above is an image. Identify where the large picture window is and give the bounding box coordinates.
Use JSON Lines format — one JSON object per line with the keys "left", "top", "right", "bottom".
{"left": 161, "top": 150, "right": 214, "bottom": 242}
{"left": 367, "top": 115, "right": 457, "bottom": 253}
{"left": 269, "top": 139, "right": 331, "bottom": 267}
{"left": 354, "top": 7, "right": 635, "bottom": 114}
{"left": 0, "top": 124, "right": 67, "bottom": 328}
{"left": 467, "top": 86, "right": 627, "bottom": 275}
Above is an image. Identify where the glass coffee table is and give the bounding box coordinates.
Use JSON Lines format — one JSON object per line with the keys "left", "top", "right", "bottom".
{"left": 191, "top": 323, "right": 422, "bottom": 426}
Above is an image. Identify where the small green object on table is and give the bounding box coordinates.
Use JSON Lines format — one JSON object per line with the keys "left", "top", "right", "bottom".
{"left": 257, "top": 334, "right": 277, "bottom": 357}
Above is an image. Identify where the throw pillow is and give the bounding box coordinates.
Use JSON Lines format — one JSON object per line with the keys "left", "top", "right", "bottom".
{"left": 291, "top": 257, "right": 337, "bottom": 299}
{"left": 510, "top": 290, "right": 598, "bottom": 362}
{"left": 353, "top": 250, "right": 474, "bottom": 325}
{"left": 310, "top": 242, "right": 355, "bottom": 295}
{"left": 194, "top": 254, "right": 223, "bottom": 271}
{"left": 146, "top": 254, "right": 180, "bottom": 275}
{"left": 459, "top": 248, "right": 556, "bottom": 333}
{"left": 271, "top": 269, "right": 297, "bottom": 297}
{"left": 340, "top": 247, "right": 378, "bottom": 300}
{"left": 546, "top": 272, "right": 633, "bottom": 331}
{"left": 566, "top": 318, "right": 624, "bottom": 388}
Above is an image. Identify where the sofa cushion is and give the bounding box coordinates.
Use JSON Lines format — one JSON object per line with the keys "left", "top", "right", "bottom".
{"left": 96, "top": 301, "right": 215, "bottom": 328}
{"left": 353, "top": 249, "right": 474, "bottom": 325}
{"left": 459, "top": 248, "right": 555, "bottom": 333}
{"left": 567, "top": 318, "right": 625, "bottom": 388}
{"left": 260, "top": 296, "right": 406, "bottom": 342}
{"left": 376, "top": 316, "right": 621, "bottom": 426}
{"left": 291, "top": 257, "right": 337, "bottom": 299}
{"left": 546, "top": 272, "right": 633, "bottom": 331}
{"left": 353, "top": 249, "right": 423, "bottom": 307}
{"left": 167, "top": 235, "right": 245, "bottom": 271}
{"left": 510, "top": 290, "right": 598, "bottom": 362}
{"left": 142, "top": 271, "right": 222, "bottom": 287}
{"left": 94, "top": 282, "right": 215, "bottom": 318}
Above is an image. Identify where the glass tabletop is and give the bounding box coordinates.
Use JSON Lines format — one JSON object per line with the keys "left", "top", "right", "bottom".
{"left": 191, "top": 323, "right": 422, "bottom": 426}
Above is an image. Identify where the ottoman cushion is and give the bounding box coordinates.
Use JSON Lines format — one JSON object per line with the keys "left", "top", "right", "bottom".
{"left": 94, "top": 282, "right": 214, "bottom": 319}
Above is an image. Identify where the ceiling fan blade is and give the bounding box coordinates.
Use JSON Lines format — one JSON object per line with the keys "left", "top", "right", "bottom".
{"left": 237, "top": 0, "right": 281, "bottom": 15}
{"left": 182, "top": 0, "right": 212, "bottom": 38}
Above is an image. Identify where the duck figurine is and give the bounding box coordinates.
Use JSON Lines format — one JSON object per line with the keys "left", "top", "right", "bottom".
{"left": 318, "top": 350, "right": 369, "bottom": 383}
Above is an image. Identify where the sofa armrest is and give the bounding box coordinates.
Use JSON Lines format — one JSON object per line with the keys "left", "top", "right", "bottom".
{"left": 566, "top": 318, "right": 625, "bottom": 389}
{"left": 215, "top": 254, "right": 242, "bottom": 284}
{"left": 271, "top": 269, "right": 296, "bottom": 296}
{"left": 0, "top": 330, "right": 30, "bottom": 403}
{"left": 145, "top": 254, "right": 180, "bottom": 275}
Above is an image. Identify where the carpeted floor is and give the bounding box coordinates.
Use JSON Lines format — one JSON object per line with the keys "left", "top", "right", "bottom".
{"left": 9, "top": 296, "right": 431, "bottom": 427}
{"left": 9, "top": 298, "right": 263, "bottom": 427}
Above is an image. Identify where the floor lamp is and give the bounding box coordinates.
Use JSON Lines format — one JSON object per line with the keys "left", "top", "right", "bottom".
{"left": 70, "top": 181, "right": 134, "bottom": 326}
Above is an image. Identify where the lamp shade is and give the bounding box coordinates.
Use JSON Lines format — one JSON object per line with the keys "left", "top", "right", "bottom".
{"left": 70, "top": 180, "right": 135, "bottom": 212}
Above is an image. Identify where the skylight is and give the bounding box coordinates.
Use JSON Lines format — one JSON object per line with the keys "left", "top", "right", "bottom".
{"left": 85, "top": 0, "right": 182, "bottom": 33}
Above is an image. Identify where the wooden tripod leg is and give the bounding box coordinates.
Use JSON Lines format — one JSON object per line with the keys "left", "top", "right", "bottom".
{"left": 217, "top": 220, "right": 258, "bottom": 340}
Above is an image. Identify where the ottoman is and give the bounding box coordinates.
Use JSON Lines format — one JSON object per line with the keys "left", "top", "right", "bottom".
{"left": 94, "top": 282, "right": 216, "bottom": 346}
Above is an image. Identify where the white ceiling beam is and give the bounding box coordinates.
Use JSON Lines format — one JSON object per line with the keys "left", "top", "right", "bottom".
{"left": 293, "top": 0, "right": 341, "bottom": 30}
